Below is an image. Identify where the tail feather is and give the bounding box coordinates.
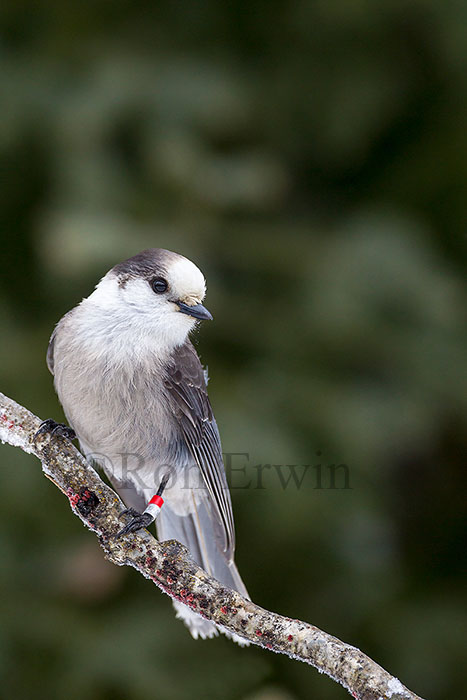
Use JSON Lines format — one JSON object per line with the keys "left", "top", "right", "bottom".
{"left": 156, "top": 494, "right": 249, "bottom": 643}
{"left": 113, "top": 479, "right": 249, "bottom": 643}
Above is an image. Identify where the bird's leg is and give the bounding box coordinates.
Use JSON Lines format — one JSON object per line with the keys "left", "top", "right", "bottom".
{"left": 117, "top": 473, "right": 171, "bottom": 537}
{"left": 35, "top": 418, "right": 76, "bottom": 441}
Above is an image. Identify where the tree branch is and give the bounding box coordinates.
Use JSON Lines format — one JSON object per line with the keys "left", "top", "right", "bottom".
{"left": 0, "top": 391, "right": 423, "bottom": 700}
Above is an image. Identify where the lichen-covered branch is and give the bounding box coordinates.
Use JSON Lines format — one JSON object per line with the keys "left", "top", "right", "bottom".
{"left": 0, "top": 391, "right": 423, "bottom": 700}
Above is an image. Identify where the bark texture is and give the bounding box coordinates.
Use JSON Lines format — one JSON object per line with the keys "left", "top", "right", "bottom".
{"left": 0, "top": 391, "right": 424, "bottom": 700}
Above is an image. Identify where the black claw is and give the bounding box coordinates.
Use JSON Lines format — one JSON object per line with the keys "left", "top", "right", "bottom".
{"left": 35, "top": 419, "right": 76, "bottom": 441}
{"left": 117, "top": 511, "right": 154, "bottom": 537}
{"left": 118, "top": 507, "right": 141, "bottom": 520}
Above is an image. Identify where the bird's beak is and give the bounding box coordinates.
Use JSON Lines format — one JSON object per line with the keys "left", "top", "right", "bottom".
{"left": 176, "top": 301, "right": 213, "bottom": 321}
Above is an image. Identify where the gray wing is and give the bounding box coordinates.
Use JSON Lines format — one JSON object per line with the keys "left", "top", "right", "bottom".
{"left": 164, "top": 341, "right": 235, "bottom": 560}
{"left": 47, "top": 311, "right": 75, "bottom": 375}
{"left": 46, "top": 328, "right": 57, "bottom": 374}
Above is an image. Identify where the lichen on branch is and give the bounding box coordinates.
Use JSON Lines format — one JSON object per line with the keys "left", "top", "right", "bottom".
{"left": 0, "top": 391, "right": 423, "bottom": 700}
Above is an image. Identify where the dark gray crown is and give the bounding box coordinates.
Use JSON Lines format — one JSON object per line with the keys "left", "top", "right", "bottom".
{"left": 112, "top": 248, "right": 180, "bottom": 284}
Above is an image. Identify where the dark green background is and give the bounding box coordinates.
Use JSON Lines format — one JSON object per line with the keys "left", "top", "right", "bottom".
{"left": 0, "top": 2, "right": 466, "bottom": 699}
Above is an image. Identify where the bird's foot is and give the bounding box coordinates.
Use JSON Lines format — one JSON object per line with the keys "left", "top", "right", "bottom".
{"left": 117, "top": 508, "right": 154, "bottom": 536}
{"left": 35, "top": 418, "right": 76, "bottom": 441}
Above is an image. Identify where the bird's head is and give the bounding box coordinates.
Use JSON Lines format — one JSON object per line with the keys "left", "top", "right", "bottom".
{"left": 85, "top": 248, "right": 212, "bottom": 353}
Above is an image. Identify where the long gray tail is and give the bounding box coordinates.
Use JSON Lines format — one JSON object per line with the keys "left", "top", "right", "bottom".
{"left": 156, "top": 496, "right": 249, "bottom": 642}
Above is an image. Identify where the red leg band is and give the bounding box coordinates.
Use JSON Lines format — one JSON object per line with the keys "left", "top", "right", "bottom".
{"left": 149, "top": 494, "right": 164, "bottom": 507}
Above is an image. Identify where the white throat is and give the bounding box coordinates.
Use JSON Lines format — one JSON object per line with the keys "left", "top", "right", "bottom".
{"left": 72, "top": 275, "right": 196, "bottom": 367}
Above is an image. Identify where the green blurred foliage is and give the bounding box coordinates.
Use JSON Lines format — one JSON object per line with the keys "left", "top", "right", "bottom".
{"left": 0, "top": 1, "right": 466, "bottom": 699}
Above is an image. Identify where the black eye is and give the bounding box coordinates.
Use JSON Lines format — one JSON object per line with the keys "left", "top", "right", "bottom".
{"left": 151, "top": 277, "right": 168, "bottom": 294}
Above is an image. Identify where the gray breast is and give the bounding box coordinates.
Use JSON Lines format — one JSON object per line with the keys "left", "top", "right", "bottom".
{"left": 52, "top": 328, "right": 181, "bottom": 467}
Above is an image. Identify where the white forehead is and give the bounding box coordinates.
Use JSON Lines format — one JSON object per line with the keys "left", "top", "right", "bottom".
{"left": 167, "top": 256, "right": 206, "bottom": 301}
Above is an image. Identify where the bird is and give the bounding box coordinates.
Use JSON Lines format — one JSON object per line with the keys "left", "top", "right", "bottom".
{"left": 42, "top": 248, "right": 249, "bottom": 641}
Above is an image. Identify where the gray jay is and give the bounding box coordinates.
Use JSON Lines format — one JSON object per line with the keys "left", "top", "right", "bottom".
{"left": 41, "top": 248, "right": 249, "bottom": 641}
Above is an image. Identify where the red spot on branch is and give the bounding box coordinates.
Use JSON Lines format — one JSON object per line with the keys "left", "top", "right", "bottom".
{"left": 67, "top": 489, "right": 79, "bottom": 507}
{"left": 255, "top": 629, "right": 262, "bottom": 636}
{"left": 220, "top": 606, "right": 228, "bottom": 614}
{"left": 288, "top": 635, "right": 293, "bottom": 641}
{"left": 0, "top": 414, "right": 15, "bottom": 429}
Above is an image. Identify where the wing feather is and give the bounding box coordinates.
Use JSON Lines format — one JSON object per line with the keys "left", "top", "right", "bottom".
{"left": 164, "top": 341, "right": 235, "bottom": 559}
{"left": 46, "top": 329, "right": 56, "bottom": 374}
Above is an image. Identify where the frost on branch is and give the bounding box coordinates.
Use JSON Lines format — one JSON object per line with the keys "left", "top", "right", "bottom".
{"left": 0, "top": 391, "right": 424, "bottom": 700}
